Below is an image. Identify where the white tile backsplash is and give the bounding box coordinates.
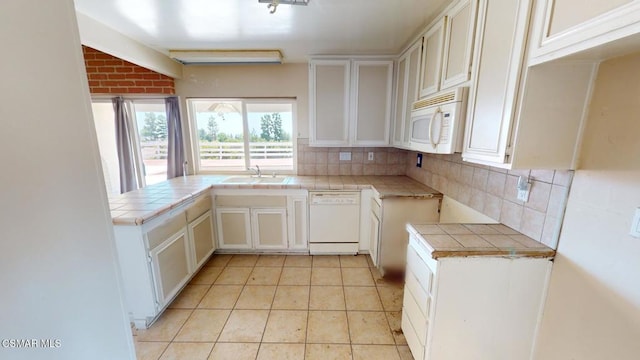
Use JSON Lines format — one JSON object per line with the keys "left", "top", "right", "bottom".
{"left": 406, "top": 152, "right": 573, "bottom": 248}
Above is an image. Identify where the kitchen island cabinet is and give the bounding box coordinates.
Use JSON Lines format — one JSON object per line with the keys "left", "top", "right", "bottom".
{"left": 403, "top": 223, "right": 554, "bottom": 360}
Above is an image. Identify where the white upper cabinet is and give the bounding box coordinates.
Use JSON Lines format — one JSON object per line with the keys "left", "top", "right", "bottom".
{"left": 528, "top": 0, "right": 640, "bottom": 65}
{"left": 463, "top": 0, "right": 598, "bottom": 169}
{"left": 419, "top": 0, "right": 478, "bottom": 98}
{"left": 419, "top": 18, "right": 446, "bottom": 97}
{"left": 352, "top": 61, "right": 393, "bottom": 146}
{"left": 392, "top": 40, "right": 422, "bottom": 148}
{"left": 441, "top": 0, "right": 478, "bottom": 89}
{"left": 310, "top": 58, "right": 393, "bottom": 147}
{"left": 309, "top": 60, "right": 350, "bottom": 146}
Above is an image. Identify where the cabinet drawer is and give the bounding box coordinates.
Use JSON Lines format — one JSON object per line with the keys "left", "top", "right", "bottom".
{"left": 403, "top": 288, "right": 427, "bottom": 346}
{"left": 216, "top": 195, "right": 286, "bottom": 207}
{"left": 405, "top": 268, "right": 429, "bottom": 317}
{"left": 407, "top": 244, "right": 435, "bottom": 295}
{"left": 186, "top": 196, "right": 211, "bottom": 222}
{"left": 147, "top": 213, "right": 187, "bottom": 250}
{"left": 402, "top": 310, "right": 425, "bottom": 360}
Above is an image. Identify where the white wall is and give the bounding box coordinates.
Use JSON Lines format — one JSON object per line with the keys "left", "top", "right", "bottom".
{"left": 76, "top": 12, "right": 183, "bottom": 79}
{"left": 0, "top": 1, "right": 134, "bottom": 359}
{"left": 534, "top": 53, "right": 640, "bottom": 359}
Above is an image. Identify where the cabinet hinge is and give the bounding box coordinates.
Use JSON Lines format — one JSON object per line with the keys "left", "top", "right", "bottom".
{"left": 147, "top": 255, "right": 153, "bottom": 264}
{"left": 155, "top": 301, "right": 160, "bottom": 310}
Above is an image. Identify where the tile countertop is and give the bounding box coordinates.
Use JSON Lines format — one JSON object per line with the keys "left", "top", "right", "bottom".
{"left": 406, "top": 223, "right": 556, "bottom": 259}
{"left": 109, "top": 175, "right": 441, "bottom": 226}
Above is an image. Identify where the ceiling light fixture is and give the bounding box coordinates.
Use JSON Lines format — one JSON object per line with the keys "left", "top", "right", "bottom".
{"left": 168, "top": 50, "right": 283, "bottom": 65}
{"left": 258, "top": 0, "right": 310, "bottom": 14}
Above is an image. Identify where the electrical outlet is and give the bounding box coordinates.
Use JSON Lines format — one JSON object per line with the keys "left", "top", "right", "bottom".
{"left": 516, "top": 176, "right": 531, "bottom": 202}
{"left": 631, "top": 208, "right": 640, "bottom": 238}
{"left": 339, "top": 152, "right": 351, "bottom": 161}
{"left": 368, "top": 152, "right": 374, "bottom": 161}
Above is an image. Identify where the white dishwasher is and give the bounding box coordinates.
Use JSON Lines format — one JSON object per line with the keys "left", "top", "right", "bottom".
{"left": 309, "top": 191, "right": 360, "bottom": 255}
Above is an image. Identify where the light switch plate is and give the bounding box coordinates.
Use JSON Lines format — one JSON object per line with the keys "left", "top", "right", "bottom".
{"left": 339, "top": 152, "right": 351, "bottom": 161}
{"left": 368, "top": 152, "right": 374, "bottom": 161}
{"left": 630, "top": 208, "right": 640, "bottom": 238}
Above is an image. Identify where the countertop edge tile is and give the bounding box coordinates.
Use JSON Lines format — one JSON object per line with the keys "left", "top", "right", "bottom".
{"left": 407, "top": 223, "right": 556, "bottom": 259}
{"left": 110, "top": 175, "right": 441, "bottom": 225}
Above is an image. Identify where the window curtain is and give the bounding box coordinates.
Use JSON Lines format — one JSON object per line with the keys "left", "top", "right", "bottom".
{"left": 112, "top": 97, "right": 138, "bottom": 193}
{"left": 165, "top": 96, "right": 185, "bottom": 178}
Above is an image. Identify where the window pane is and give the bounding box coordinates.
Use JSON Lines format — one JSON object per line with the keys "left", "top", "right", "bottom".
{"left": 132, "top": 102, "right": 168, "bottom": 186}
{"left": 191, "top": 100, "right": 246, "bottom": 171}
{"left": 91, "top": 102, "right": 120, "bottom": 195}
{"left": 246, "top": 102, "right": 294, "bottom": 171}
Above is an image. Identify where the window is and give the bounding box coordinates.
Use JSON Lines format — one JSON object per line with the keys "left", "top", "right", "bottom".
{"left": 188, "top": 99, "right": 295, "bottom": 173}
{"left": 91, "top": 98, "right": 169, "bottom": 195}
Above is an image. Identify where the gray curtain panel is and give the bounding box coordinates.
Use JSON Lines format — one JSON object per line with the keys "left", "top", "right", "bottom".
{"left": 166, "top": 96, "right": 185, "bottom": 178}
{"left": 113, "top": 97, "right": 138, "bottom": 193}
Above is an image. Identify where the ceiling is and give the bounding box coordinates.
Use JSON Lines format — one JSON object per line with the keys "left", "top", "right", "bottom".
{"left": 74, "top": 0, "right": 449, "bottom": 62}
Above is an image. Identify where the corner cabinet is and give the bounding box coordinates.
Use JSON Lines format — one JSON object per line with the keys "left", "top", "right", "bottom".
{"left": 402, "top": 233, "right": 553, "bottom": 360}
{"left": 214, "top": 189, "right": 308, "bottom": 252}
{"left": 309, "top": 58, "right": 393, "bottom": 147}
{"left": 528, "top": 0, "right": 640, "bottom": 65}
{"left": 462, "top": 0, "right": 598, "bottom": 169}
{"left": 113, "top": 194, "right": 215, "bottom": 329}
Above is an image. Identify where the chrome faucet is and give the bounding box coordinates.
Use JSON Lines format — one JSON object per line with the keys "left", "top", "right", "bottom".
{"left": 248, "top": 165, "right": 261, "bottom": 177}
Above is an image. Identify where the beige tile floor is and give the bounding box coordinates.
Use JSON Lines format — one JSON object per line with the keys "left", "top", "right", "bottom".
{"left": 133, "top": 254, "right": 413, "bottom": 360}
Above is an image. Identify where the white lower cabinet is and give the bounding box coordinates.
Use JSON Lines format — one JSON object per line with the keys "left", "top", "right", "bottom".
{"left": 252, "top": 208, "right": 288, "bottom": 249}
{"left": 113, "top": 194, "right": 215, "bottom": 329}
{"left": 189, "top": 211, "right": 215, "bottom": 269}
{"left": 403, "top": 234, "right": 552, "bottom": 360}
{"left": 214, "top": 190, "right": 308, "bottom": 252}
{"left": 216, "top": 208, "right": 252, "bottom": 249}
{"left": 149, "top": 228, "right": 191, "bottom": 307}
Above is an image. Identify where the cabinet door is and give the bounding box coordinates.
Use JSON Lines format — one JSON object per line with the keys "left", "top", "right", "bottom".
{"left": 188, "top": 211, "right": 215, "bottom": 270}
{"left": 403, "top": 42, "right": 422, "bottom": 145}
{"left": 288, "top": 196, "right": 308, "bottom": 250}
{"left": 352, "top": 60, "right": 393, "bottom": 146}
{"left": 252, "top": 208, "right": 288, "bottom": 249}
{"left": 392, "top": 56, "right": 408, "bottom": 146}
{"left": 216, "top": 208, "right": 252, "bottom": 249}
{"left": 463, "top": 0, "right": 533, "bottom": 165}
{"left": 419, "top": 18, "right": 446, "bottom": 98}
{"left": 149, "top": 228, "right": 191, "bottom": 308}
{"left": 309, "top": 60, "right": 350, "bottom": 146}
{"left": 528, "top": 0, "right": 636, "bottom": 64}
{"left": 369, "top": 211, "right": 380, "bottom": 267}
{"left": 441, "top": 0, "right": 477, "bottom": 89}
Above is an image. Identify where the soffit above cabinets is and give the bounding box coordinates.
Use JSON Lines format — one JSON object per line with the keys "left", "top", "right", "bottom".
{"left": 74, "top": 0, "right": 450, "bottom": 63}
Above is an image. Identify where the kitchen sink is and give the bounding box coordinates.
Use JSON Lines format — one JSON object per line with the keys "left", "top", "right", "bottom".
{"left": 222, "top": 176, "right": 288, "bottom": 184}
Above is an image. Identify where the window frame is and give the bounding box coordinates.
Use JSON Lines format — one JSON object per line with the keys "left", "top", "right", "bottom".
{"left": 186, "top": 97, "right": 297, "bottom": 175}
{"left": 90, "top": 95, "right": 172, "bottom": 191}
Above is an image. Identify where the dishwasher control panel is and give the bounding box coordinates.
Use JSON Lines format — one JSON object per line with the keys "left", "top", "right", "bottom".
{"left": 309, "top": 192, "right": 360, "bottom": 205}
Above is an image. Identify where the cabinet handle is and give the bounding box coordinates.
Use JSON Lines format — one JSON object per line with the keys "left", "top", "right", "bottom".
{"left": 429, "top": 107, "right": 443, "bottom": 149}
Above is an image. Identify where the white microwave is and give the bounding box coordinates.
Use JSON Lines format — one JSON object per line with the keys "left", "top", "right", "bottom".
{"left": 410, "top": 87, "right": 468, "bottom": 154}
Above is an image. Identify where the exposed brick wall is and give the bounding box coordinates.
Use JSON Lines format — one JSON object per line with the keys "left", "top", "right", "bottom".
{"left": 82, "top": 46, "right": 175, "bottom": 95}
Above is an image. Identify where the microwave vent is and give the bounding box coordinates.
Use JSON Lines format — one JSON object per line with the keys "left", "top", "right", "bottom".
{"left": 412, "top": 88, "right": 466, "bottom": 110}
